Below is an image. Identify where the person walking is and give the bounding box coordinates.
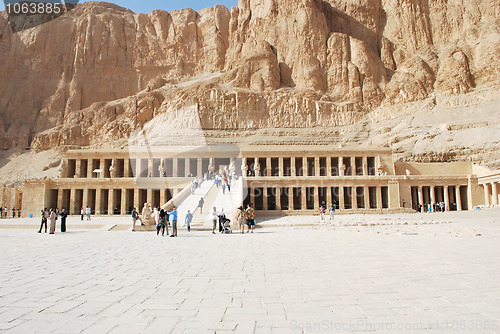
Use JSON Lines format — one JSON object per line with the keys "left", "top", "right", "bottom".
{"left": 319, "top": 205, "right": 325, "bottom": 221}
{"left": 218, "top": 208, "right": 226, "bottom": 233}
{"left": 17, "top": 208, "right": 20, "bottom": 218}
{"left": 85, "top": 206, "right": 91, "bottom": 220}
{"left": 12, "top": 208, "right": 15, "bottom": 218}
{"left": 184, "top": 210, "right": 193, "bottom": 232}
{"left": 60, "top": 209, "right": 68, "bottom": 232}
{"left": 49, "top": 209, "right": 57, "bottom": 234}
{"left": 236, "top": 206, "right": 245, "bottom": 234}
{"left": 198, "top": 197, "right": 204, "bottom": 214}
{"left": 131, "top": 207, "right": 142, "bottom": 231}
{"left": 38, "top": 208, "right": 48, "bottom": 233}
{"left": 222, "top": 183, "right": 226, "bottom": 194}
{"left": 80, "top": 207, "right": 84, "bottom": 221}
{"left": 158, "top": 209, "right": 167, "bottom": 236}
{"left": 211, "top": 207, "right": 218, "bottom": 234}
{"left": 168, "top": 206, "right": 178, "bottom": 237}
{"left": 245, "top": 203, "right": 256, "bottom": 233}
{"left": 329, "top": 203, "right": 335, "bottom": 220}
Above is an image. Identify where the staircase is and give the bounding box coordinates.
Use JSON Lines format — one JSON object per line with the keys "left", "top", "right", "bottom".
{"left": 189, "top": 183, "right": 221, "bottom": 228}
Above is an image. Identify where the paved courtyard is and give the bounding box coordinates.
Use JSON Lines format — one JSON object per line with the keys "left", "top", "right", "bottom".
{"left": 0, "top": 210, "right": 499, "bottom": 333}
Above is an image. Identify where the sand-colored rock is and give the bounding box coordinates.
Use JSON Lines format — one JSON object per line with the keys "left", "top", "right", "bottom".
{"left": 0, "top": 0, "right": 499, "bottom": 176}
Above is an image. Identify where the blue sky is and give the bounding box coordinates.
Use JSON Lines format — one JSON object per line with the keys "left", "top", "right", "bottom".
{"left": 1, "top": 1, "right": 239, "bottom": 13}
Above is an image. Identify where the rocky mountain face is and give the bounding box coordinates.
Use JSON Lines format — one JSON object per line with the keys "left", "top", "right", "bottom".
{"left": 0, "top": 0, "right": 499, "bottom": 167}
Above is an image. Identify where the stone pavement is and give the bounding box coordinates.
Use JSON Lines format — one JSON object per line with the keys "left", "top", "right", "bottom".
{"left": 0, "top": 211, "right": 499, "bottom": 334}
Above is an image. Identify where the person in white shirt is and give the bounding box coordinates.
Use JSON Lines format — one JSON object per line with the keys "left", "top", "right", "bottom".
{"left": 211, "top": 207, "right": 218, "bottom": 234}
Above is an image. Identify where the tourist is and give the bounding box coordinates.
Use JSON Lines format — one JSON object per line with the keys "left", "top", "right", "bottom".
{"left": 211, "top": 206, "right": 218, "bottom": 234}
{"left": 227, "top": 181, "right": 231, "bottom": 192}
{"left": 245, "top": 203, "right": 256, "bottom": 233}
{"left": 218, "top": 208, "right": 226, "bottom": 233}
{"left": 38, "top": 208, "right": 48, "bottom": 233}
{"left": 236, "top": 206, "right": 245, "bottom": 234}
{"left": 131, "top": 207, "right": 142, "bottom": 231}
{"left": 198, "top": 197, "right": 204, "bottom": 214}
{"left": 80, "top": 207, "right": 84, "bottom": 220}
{"left": 184, "top": 210, "right": 193, "bottom": 232}
{"left": 158, "top": 209, "right": 167, "bottom": 236}
{"left": 12, "top": 208, "right": 15, "bottom": 218}
{"left": 60, "top": 209, "right": 67, "bottom": 232}
{"left": 49, "top": 209, "right": 57, "bottom": 234}
{"left": 329, "top": 203, "right": 335, "bottom": 220}
{"left": 3, "top": 206, "right": 6, "bottom": 218}
{"left": 402, "top": 199, "right": 406, "bottom": 207}
{"left": 168, "top": 206, "right": 178, "bottom": 237}
{"left": 17, "top": 208, "right": 20, "bottom": 218}
{"left": 222, "top": 183, "right": 226, "bottom": 194}
{"left": 440, "top": 202, "right": 445, "bottom": 212}
{"left": 319, "top": 205, "right": 325, "bottom": 220}
{"left": 86, "top": 206, "right": 91, "bottom": 220}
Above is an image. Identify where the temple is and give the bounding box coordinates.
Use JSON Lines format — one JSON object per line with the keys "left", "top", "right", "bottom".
{"left": 7, "top": 144, "right": 497, "bottom": 218}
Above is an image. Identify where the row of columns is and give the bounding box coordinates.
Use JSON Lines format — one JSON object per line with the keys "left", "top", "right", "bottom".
{"left": 247, "top": 156, "right": 376, "bottom": 177}
{"left": 483, "top": 182, "right": 499, "bottom": 206}
{"left": 248, "top": 185, "right": 387, "bottom": 211}
{"left": 416, "top": 185, "right": 464, "bottom": 212}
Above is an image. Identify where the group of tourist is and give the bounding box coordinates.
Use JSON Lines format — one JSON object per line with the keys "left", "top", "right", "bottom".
{"left": 415, "top": 202, "right": 452, "bottom": 213}
{"left": 37, "top": 208, "right": 68, "bottom": 234}
{"left": 319, "top": 203, "right": 336, "bottom": 221}
{"left": 1, "top": 207, "right": 21, "bottom": 218}
{"left": 80, "top": 206, "right": 92, "bottom": 220}
{"left": 234, "top": 203, "right": 256, "bottom": 234}
{"left": 190, "top": 177, "right": 203, "bottom": 194}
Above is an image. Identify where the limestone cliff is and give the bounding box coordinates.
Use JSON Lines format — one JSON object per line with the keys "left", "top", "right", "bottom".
{"left": 0, "top": 0, "right": 499, "bottom": 168}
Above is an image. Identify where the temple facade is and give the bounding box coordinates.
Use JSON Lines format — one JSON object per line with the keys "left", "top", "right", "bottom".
{"left": 16, "top": 145, "right": 496, "bottom": 218}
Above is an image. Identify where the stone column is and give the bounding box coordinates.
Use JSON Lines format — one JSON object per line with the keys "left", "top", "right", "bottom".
{"left": 121, "top": 188, "right": 127, "bottom": 215}
{"left": 254, "top": 158, "right": 260, "bottom": 177}
{"left": 418, "top": 186, "right": 424, "bottom": 206}
{"left": 107, "top": 189, "right": 114, "bottom": 215}
{"left": 351, "top": 157, "right": 356, "bottom": 176}
{"left": 249, "top": 187, "right": 255, "bottom": 206}
{"left": 301, "top": 186, "right": 307, "bottom": 210}
{"left": 147, "top": 159, "right": 152, "bottom": 178}
{"left": 70, "top": 188, "right": 77, "bottom": 215}
{"left": 288, "top": 187, "right": 293, "bottom": 210}
{"left": 492, "top": 182, "right": 498, "bottom": 206}
{"left": 314, "top": 157, "right": 320, "bottom": 177}
{"left": 266, "top": 157, "right": 272, "bottom": 177}
{"left": 263, "top": 188, "right": 268, "bottom": 210}
{"left": 75, "top": 159, "right": 81, "bottom": 178}
{"left": 124, "top": 159, "right": 130, "bottom": 178}
{"left": 82, "top": 188, "right": 88, "bottom": 209}
{"left": 313, "top": 186, "right": 319, "bottom": 211}
{"left": 160, "top": 189, "right": 166, "bottom": 207}
{"left": 99, "top": 159, "right": 105, "bottom": 178}
{"left": 185, "top": 158, "right": 191, "bottom": 177}
{"left": 339, "top": 186, "right": 345, "bottom": 210}
{"left": 364, "top": 157, "right": 369, "bottom": 176}
{"left": 444, "top": 186, "right": 450, "bottom": 211}
{"left": 197, "top": 158, "right": 203, "bottom": 177}
{"left": 95, "top": 189, "right": 102, "bottom": 215}
{"left": 352, "top": 187, "right": 358, "bottom": 209}
{"left": 339, "top": 157, "right": 344, "bottom": 177}
{"left": 430, "top": 186, "right": 436, "bottom": 212}
{"left": 455, "top": 186, "right": 462, "bottom": 211}
{"left": 133, "top": 188, "right": 140, "bottom": 212}
{"left": 364, "top": 186, "right": 370, "bottom": 209}
{"left": 57, "top": 189, "right": 64, "bottom": 210}
{"left": 278, "top": 157, "right": 284, "bottom": 177}
{"left": 291, "top": 157, "right": 296, "bottom": 177}
{"left": 135, "top": 159, "right": 141, "bottom": 178}
{"left": 376, "top": 186, "right": 383, "bottom": 209}
{"left": 147, "top": 189, "right": 153, "bottom": 207}
{"left": 302, "top": 158, "right": 308, "bottom": 177}
{"left": 483, "top": 183, "right": 490, "bottom": 206}
{"left": 87, "top": 160, "right": 93, "bottom": 179}
{"left": 326, "top": 157, "right": 332, "bottom": 177}
{"left": 173, "top": 158, "right": 178, "bottom": 177}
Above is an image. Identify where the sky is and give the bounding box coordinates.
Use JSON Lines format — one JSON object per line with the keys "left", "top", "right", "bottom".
{"left": 1, "top": 1, "right": 239, "bottom": 13}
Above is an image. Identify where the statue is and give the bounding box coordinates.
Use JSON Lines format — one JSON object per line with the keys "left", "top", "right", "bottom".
{"left": 141, "top": 203, "right": 155, "bottom": 225}
{"left": 158, "top": 160, "right": 166, "bottom": 177}
{"left": 254, "top": 161, "right": 261, "bottom": 176}
{"left": 109, "top": 159, "right": 116, "bottom": 178}
{"left": 229, "top": 160, "right": 236, "bottom": 173}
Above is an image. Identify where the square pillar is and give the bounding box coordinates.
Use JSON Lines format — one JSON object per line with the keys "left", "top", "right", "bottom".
{"left": 197, "top": 158, "right": 203, "bottom": 177}
{"left": 87, "top": 160, "right": 93, "bottom": 179}
{"left": 302, "top": 158, "right": 308, "bottom": 177}
{"left": 185, "top": 158, "right": 191, "bottom": 177}
{"left": 339, "top": 185, "right": 345, "bottom": 210}
{"left": 352, "top": 186, "right": 358, "bottom": 209}
{"left": 444, "top": 186, "right": 450, "bottom": 211}
{"left": 326, "top": 157, "right": 332, "bottom": 176}
{"left": 301, "top": 186, "right": 307, "bottom": 211}
{"left": 363, "top": 157, "right": 368, "bottom": 176}
{"left": 135, "top": 159, "right": 141, "bottom": 178}
{"left": 147, "top": 189, "right": 153, "bottom": 207}
{"left": 254, "top": 158, "right": 260, "bottom": 177}
{"left": 173, "top": 158, "right": 178, "bottom": 177}
{"left": 430, "top": 186, "right": 436, "bottom": 211}
{"left": 350, "top": 157, "right": 356, "bottom": 176}
{"left": 364, "top": 186, "right": 370, "bottom": 209}
{"left": 278, "top": 157, "right": 284, "bottom": 177}
{"left": 376, "top": 186, "right": 383, "bottom": 209}
{"left": 133, "top": 188, "right": 140, "bottom": 211}
{"left": 418, "top": 186, "right": 424, "bottom": 206}
{"left": 99, "top": 159, "right": 105, "bottom": 178}
{"left": 291, "top": 157, "right": 296, "bottom": 177}
{"left": 314, "top": 157, "right": 320, "bottom": 177}
{"left": 483, "top": 184, "right": 490, "bottom": 206}
{"left": 287, "top": 187, "right": 293, "bottom": 211}
{"left": 70, "top": 188, "right": 77, "bottom": 215}
{"left": 266, "top": 157, "right": 272, "bottom": 177}
{"left": 263, "top": 188, "right": 268, "bottom": 210}
{"left": 160, "top": 189, "right": 166, "bottom": 206}
{"left": 82, "top": 188, "right": 88, "bottom": 209}
{"left": 121, "top": 188, "right": 127, "bottom": 215}
{"left": 313, "top": 186, "right": 319, "bottom": 211}
{"left": 57, "top": 189, "right": 64, "bottom": 210}
{"left": 492, "top": 182, "right": 498, "bottom": 206}
{"left": 148, "top": 159, "right": 153, "bottom": 178}
{"left": 124, "top": 159, "right": 130, "bottom": 178}
{"left": 455, "top": 186, "right": 462, "bottom": 211}
{"left": 95, "top": 188, "right": 102, "bottom": 215}
{"left": 75, "top": 159, "right": 81, "bottom": 178}
{"left": 107, "top": 189, "right": 114, "bottom": 215}
{"left": 339, "top": 157, "right": 344, "bottom": 177}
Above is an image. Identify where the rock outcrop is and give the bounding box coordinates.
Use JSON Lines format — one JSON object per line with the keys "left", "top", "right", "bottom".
{"left": 0, "top": 0, "right": 499, "bottom": 167}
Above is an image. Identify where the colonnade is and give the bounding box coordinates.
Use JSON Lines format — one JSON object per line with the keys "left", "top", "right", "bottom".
{"left": 482, "top": 182, "right": 499, "bottom": 207}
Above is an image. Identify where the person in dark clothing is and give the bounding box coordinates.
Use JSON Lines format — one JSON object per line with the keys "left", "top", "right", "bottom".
{"left": 198, "top": 197, "right": 204, "bottom": 214}
{"left": 60, "top": 209, "right": 68, "bottom": 232}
